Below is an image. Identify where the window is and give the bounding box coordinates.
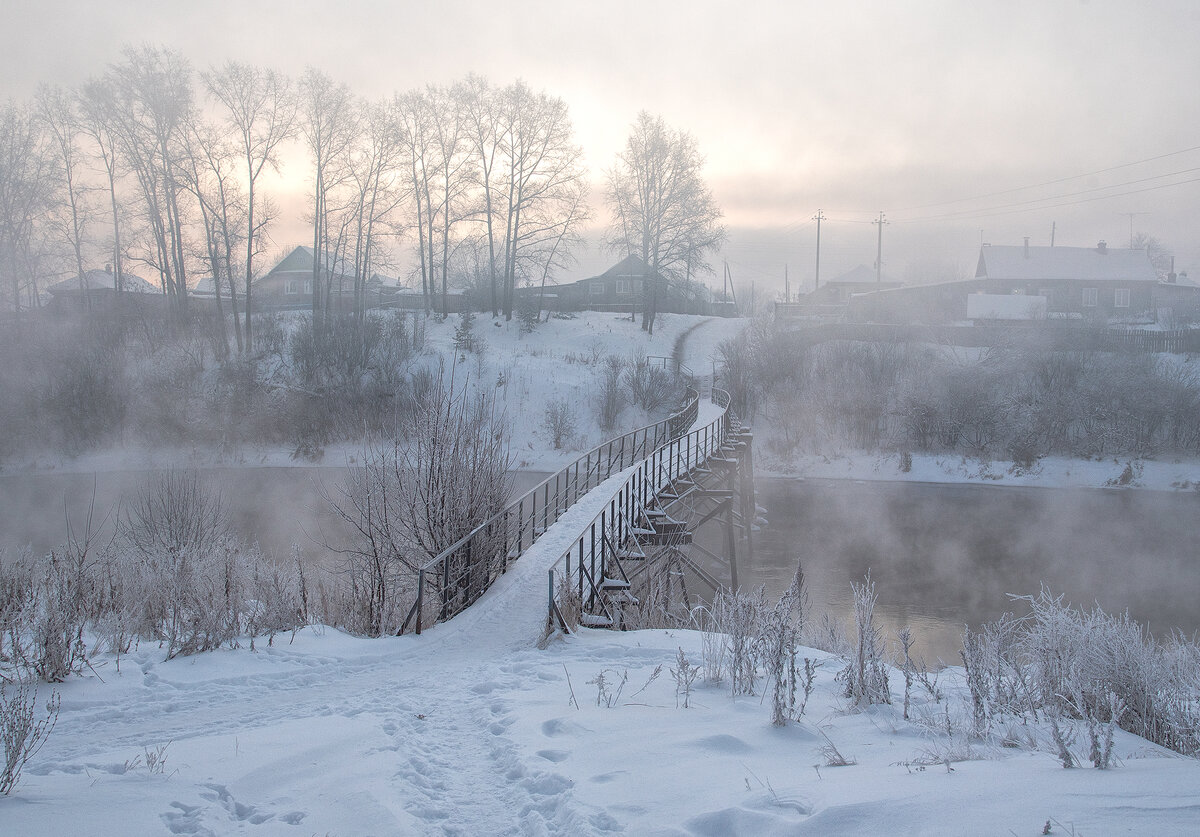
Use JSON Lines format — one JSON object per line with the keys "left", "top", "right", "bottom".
{"left": 590, "top": 281, "right": 605, "bottom": 296}
{"left": 1114, "top": 288, "right": 1130, "bottom": 308}
{"left": 285, "top": 279, "right": 301, "bottom": 295}
{"left": 1081, "top": 287, "right": 1098, "bottom": 307}
{"left": 616, "top": 279, "right": 632, "bottom": 295}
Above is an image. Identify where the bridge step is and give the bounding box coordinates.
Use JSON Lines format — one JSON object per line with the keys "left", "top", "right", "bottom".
{"left": 580, "top": 613, "right": 613, "bottom": 628}
{"left": 600, "top": 578, "right": 631, "bottom": 591}
{"left": 638, "top": 532, "right": 692, "bottom": 545}
{"left": 630, "top": 527, "right": 656, "bottom": 537}
{"left": 615, "top": 549, "right": 646, "bottom": 561}
{"left": 653, "top": 520, "right": 688, "bottom": 533}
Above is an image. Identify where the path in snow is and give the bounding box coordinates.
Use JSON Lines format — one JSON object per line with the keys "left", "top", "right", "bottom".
{"left": 12, "top": 398, "right": 727, "bottom": 836}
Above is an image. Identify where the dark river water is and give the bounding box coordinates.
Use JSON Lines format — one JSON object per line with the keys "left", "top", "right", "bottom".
{"left": 2, "top": 468, "right": 1196, "bottom": 664}
{"left": 742, "top": 478, "right": 1200, "bottom": 663}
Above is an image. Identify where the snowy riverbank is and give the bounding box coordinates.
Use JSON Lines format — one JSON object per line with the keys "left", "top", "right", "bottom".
{"left": 757, "top": 449, "right": 1200, "bottom": 493}
{"left": 5, "top": 619, "right": 1199, "bottom": 835}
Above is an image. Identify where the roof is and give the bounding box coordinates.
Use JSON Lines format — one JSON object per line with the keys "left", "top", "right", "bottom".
{"left": 977, "top": 244, "right": 1158, "bottom": 283}
{"left": 191, "top": 276, "right": 218, "bottom": 295}
{"left": 827, "top": 264, "right": 898, "bottom": 285}
{"left": 263, "top": 246, "right": 354, "bottom": 280}
{"left": 47, "top": 268, "right": 156, "bottom": 295}
{"left": 593, "top": 254, "right": 657, "bottom": 280}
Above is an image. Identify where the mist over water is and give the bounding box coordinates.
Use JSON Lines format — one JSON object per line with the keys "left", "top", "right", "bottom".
{"left": 4, "top": 467, "right": 1196, "bottom": 666}
{"left": 0, "top": 468, "right": 551, "bottom": 572}
{"left": 745, "top": 478, "right": 1200, "bottom": 663}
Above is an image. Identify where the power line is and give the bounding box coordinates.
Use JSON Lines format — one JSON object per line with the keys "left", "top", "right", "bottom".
{"left": 894, "top": 175, "right": 1200, "bottom": 224}
{"left": 896, "top": 166, "right": 1200, "bottom": 224}
{"left": 892, "top": 144, "right": 1200, "bottom": 213}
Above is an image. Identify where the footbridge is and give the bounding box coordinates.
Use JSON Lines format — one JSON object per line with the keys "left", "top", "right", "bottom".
{"left": 400, "top": 383, "right": 754, "bottom": 636}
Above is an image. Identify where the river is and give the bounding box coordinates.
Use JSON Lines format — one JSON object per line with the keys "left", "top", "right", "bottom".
{"left": 2, "top": 467, "right": 1196, "bottom": 664}
{"left": 741, "top": 477, "right": 1200, "bottom": 662}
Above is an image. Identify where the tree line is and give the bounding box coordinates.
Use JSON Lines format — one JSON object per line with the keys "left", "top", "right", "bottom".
{"left": 0, "top": 45, "right": 724, "bottom": 347}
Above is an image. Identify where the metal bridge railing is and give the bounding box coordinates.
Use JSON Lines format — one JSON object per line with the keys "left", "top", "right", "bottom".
{"left": 546, "top": 388, "right": 732, "bottom": 632}
{"left": 400, "top": 387, "right": 701, "bottom": 635}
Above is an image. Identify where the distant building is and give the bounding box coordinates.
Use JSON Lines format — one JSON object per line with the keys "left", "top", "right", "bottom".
{"left": 47, "top": 265, "right": 157, "bottom": 297}
{"left": 46, "top": 265, "right": 158, "bottom": 310}
{"left": 546, "top": 255, "right": 730, "bottom": 316}
{"left": 974, "top": 241, "right": 1158, "bottom": 318}
{"left": 252, "top": 246, "right": 397, "bottom": 310}
{"left": 807, "top": 264, "right": 902, "bottom": 305}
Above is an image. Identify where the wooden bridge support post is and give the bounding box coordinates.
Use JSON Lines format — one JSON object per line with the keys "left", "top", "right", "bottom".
{"left": 725, "top": 499, "right": 738, "bottom": 592}
{"left": 739, "top": 433, "right": 755, "bottom": 565}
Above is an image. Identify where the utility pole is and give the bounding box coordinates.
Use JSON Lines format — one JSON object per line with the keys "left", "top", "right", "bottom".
{"left": 1050, "top": 221, "right": 1056, "bottom": 247}
{"left": 813, "top": 208, "right": 825, "bottom": 290}
{"left": 872, "top": 211, "right": 888, "bottom": 284}
{"left": 784, "top": 264, "right": 789, "bottom": 302}
{"left": 1120, "top": 212, "right": 1149, "bottom": 248}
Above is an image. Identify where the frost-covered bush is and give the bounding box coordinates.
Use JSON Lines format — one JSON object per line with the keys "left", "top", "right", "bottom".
{"left": 543, "top": 398, "right": 577, "bottom": 449}
{"left": 595, "top": 355, "right": 626, "bottom": 432}
{"left": 324, "top": 374, "right": 511, "bottom": 636}
{"left": 701, "top": 586, "right": 766, "bottom": 697}
{"left": 0, "top": 682, "right": 60, "bottom": 795}
{"left": 964, "top": 589, "right": 1200, "bottom": 758}
{"left": 623, "top": 352, "right": 682, "bottom": 413}
{"left": 757, "top": 565, "right": 808, "bottom": 725}
{"left": 840, "top": 573, "right": 891, "bottom": 708}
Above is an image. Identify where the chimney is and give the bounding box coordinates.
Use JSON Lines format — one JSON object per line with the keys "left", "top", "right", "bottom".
{"left": 1023, "top": 237, "right": 1030, "bottom": 258}
{"left": 1097, "top": 240, "right": 1107, "bottom": 254}
{"left": 1168, "top": 256, "right": 1177, "bottom": 284}
{"left": 105, "top": 263, "right": 112, "bottom": 273}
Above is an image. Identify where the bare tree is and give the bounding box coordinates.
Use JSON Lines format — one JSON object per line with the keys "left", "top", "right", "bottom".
{"left": 458, "top": 75, "right": 503, "bottom": 316}
{"left": 1131, "top": 232, "right": 1173, "bottom": 281}
{"left": 395, "top": 90, "right": 435, "bottom": 312}
{"left": 424, "top": 85, "right": 474, "bottom": 317}
{"left": 36, "top": 85, "right": 94, "bottom": 309}
{"left": 298, "top": 68, "right": 357, "bottom": 327}
{"left": 180, "top": 114, "right": 246, "bottom": 355}
{"left": 326, "top": 371, "right": 510, "bottom": 636}
{"left": 103, "top": 46, "right": 197, "bottom": 318}
{"left": 342, "top": 96, "right": 407, "bottom": 323}
{"left": 0, "top": 102, "right": 57, "bottom": 314}
{"left": 605, "top": 111, "right": 725, "bottom": 333}
{"left": 78, "top": 78, "right": 129, "bottom": 299}
{"left": 204, "top": 62, "right": 295, "bottom": 350}
{"left": 496, "top": 81, "right": 588, "bottom": 321}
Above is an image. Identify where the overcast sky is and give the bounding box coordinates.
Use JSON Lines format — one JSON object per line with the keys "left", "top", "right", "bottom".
{"left": 6, "top": 0, "right": 1200, "bottom": 292}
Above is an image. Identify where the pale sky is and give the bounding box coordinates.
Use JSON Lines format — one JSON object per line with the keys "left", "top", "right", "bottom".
{"left": 6, "top": 0, "right": 1200, "bottom": 292}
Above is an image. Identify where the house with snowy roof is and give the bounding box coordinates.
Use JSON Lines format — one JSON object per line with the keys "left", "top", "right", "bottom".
{"left": 806, "top": 264, "right": 902, "bottom": 305}
{"left": 46, "top": 265, "right": 158, "bottom": 309}
{"left": 548, "top": 255, "right": 724, "bottom": 315}
{"left": 975, "top": 240, "right": 1158, "bottom": 318}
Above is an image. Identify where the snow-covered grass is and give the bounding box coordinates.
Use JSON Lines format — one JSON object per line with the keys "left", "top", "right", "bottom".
{"left": 5, "top": 618, "right": 1199, "bottom": 834}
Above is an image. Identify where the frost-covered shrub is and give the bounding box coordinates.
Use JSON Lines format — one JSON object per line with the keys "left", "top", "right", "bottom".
{"left": 757, "top": 565, "right": 808, "bottom": 725}
{"left": 543, "top": 398, "right": 577, "bottom": 449}
{"left": 0, "top": 682, "right": 60, "bottom": 795}
{"left": 595, "top": 355, "right": 626, "bottom": 432}
{"left": 623, "top": 352, "right": 681, "bottom": 413}
{"left": 967, "top": 589, "right": 1200, "bottom": 758}
{"left": 841, "top": 573, "right": 891, "bottom": 707}
{"left": 702, "top": 586, "right": 766, "bottom": 697}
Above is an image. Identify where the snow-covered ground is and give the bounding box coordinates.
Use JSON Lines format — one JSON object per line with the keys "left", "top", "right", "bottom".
{"left": 5, "top": 312, "right": 746, "bottom": 477}
{"left": 7, "top": 557, "right": 1199, "bottom": 834}
{"left": 4, "top": 388, "right": 1200, "bottom": 835}
{"left": 757, "top": 449, "right": 1200, "bottom": 493}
